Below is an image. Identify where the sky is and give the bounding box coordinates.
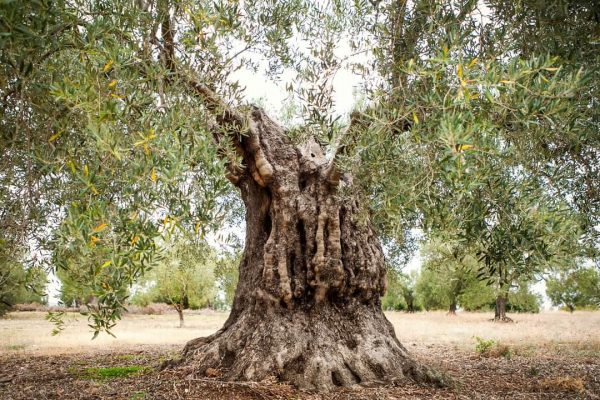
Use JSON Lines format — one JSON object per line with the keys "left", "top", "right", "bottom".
{"left": 228, "top": 44, "right": 363, "bottom": 122}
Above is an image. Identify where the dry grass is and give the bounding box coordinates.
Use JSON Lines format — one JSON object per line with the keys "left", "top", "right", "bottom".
{"left": 0, "top": 310, "right": 225, "bottom": 355}
{"left": 387, "top": 310, "right": 600, "bottom": 353}
{"left": 2, "top": 310, "right": 600, "bottom": 399}
{"left": 2, "top": 310, "right": 599, "bottom": 357}
{"left": 539, "top": 376, "right": 586, "bottom": 394}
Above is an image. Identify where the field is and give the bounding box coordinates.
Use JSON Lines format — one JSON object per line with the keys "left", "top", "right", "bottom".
{"left": 1, "top": 310, "right": 599, "bottom": 399}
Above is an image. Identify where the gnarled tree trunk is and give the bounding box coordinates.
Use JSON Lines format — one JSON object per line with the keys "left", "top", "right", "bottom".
{"left": 174, "top": 107, "right": 441, "bottom": 391}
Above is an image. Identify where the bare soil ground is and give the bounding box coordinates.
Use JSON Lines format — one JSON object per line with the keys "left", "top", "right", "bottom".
{"left": 1, "top": 310, "right": 599, "bottom": 399}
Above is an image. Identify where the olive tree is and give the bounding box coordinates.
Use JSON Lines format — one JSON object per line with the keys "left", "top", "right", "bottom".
{"left": 547, "top": 266, "right": 600, "bottom": 312}
{"left": 1, "top": 0, "right": 595, "bottom": 391}
{"left": 416, "top": 237, "right": 480, "bottom": 314}
{"left": 133, "top": 240, "right": 216, "bottom": 327}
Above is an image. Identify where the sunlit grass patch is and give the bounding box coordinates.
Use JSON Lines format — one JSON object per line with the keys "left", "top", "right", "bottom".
{"left": 72, "top": 365, "right": 152, "bottom": 380}
{"left": 5, "top": 344, "right": 26, "bottom": 351}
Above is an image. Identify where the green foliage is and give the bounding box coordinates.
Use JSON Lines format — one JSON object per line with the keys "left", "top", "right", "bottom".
{"left": 415, "top": 267, "right": 450, "bottom": 311}
{"left": 382, "top": 269, "right": 422, "bottom": 312}
{"left": 349, "top": 0, "right": 589, "bottom": 241}
{"left": 471, "top": 179, "right": 579, "bottom": 305}
{"left": 0, "top": 0, "right": 357, "bottom": 334}
{"left": 56, "top": 267, "right": 97, "bottom": 308}
{"left": 459, "top": 281, "right": 496, "bottom": 311}
{"left": 342, "top": 1, "right": 592, "bottom": 311}
{"left": 460, "top": 281, "right": 540, "bottom": 313}
{"left": 0, "top": 263, "right": 47, "bottom": 315}
{"left": 77, "top": 365, "right": 151, "bottom": 380}
{"left": 416, "top": 236, "right": 480, "bottom": 311}
{"left": 473, "top": 336, "right": 514, "bottom": 359}
{"left": 416, "top": 235, "right": 542, "bottom": 314}
{"left": 381, "top": 268, "right": 407, "bottom": 311}
{"left": 0, "top": 0, "right": 245, "bottom": 333}
{"left": 474, "top": 336, "right": 496, "bottom": 355}
{"left": 486, "top": 1, "right": 600, "bottom": 252}
{"left": 213, "top": 250, "right": 241, "bottom": 310}
{"left": 1, "top": 0, "right": 598, "bottom": 333}
{"left": 45, "top": 311, "right": 66, "bottom": 336}
{"left": 547, "top": 267, "right": 600, "bottom": 312}
{"left": 505, "top": 283, "right": 541, "bottom": 313}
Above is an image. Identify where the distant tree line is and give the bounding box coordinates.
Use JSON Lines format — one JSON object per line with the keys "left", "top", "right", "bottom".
{"left": 382, "top": 235, "right": 599, "bottom": 315}
{"left": 3, "top": 230, "right": 597, "bottom": 321}
{"left": 382, "top": 268, "right": 543, "bottom": 314}
{"left": 55, "top": 236, "right": 240, "bottom": 327}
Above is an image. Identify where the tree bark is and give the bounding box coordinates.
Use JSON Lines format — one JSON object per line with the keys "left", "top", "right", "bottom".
{"left": 493, "top": 294, "right": 512, "bottom": 322}
{"left": 406, "top": 296, "right": 416, "bottom": 313}
{"left": 177, "top": 306, "right": 184, "bottom": 328}
{"left": 447, "top": 302, "right": 457, "bottom": 315}
{"left": 173, "top": 107, "right": 443, "bottom": 391}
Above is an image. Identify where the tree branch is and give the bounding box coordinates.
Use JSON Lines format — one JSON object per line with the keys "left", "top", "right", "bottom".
{"left": 154, "top": 1, "right": 274, "bottom": 187}
{"left": 323, "top": 110, "right": 370, "bottom": 186}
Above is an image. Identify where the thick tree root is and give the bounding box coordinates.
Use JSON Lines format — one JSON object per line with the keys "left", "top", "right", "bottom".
{"left": 170, "top": 302, "right": 448, "bottom": 392}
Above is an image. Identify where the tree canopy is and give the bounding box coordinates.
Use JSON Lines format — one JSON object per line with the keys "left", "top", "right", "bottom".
{"left": 0, "top": 0, "right": 598, "bottom": 333}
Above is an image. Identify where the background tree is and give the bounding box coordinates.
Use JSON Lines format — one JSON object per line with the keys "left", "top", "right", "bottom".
{"left": 133, "top": 239, "right": 216, "bottom": 327}
{"left": 381, "top": 268, "right": 408, "bottom": 311}
{"left": 503, "top": 282, "right": 541, "bottom": 314}
{"left": 469, "top": 176, "right": 579, "bottom": 321}
{"left": 416, "top": 236, "right": 479, "bottom": 314}
{"left": 213, "top": 250, "right": 241, "bottom": 310}
{"left": 0, "top": 238, "right": 47, "bottom": 315}
{"left": 0, "top": 263, "right": 47, "bottom": 315}
{"left": 415, "top": 236, "right": 543, "bottom": 315}
{"left": 382, "top": 269, "right": 423, "bottom": 313}
{"left": 547, "top": 266, "right": 600, "bottom": 312}
{"left": 456, "top": 279, "right": 541, "bottom": 313}
{"left": 456, "top": 280, "right": 495, "bottom": 312}
{"left": 400, "top": 271, "right": 422, "bottom": 313}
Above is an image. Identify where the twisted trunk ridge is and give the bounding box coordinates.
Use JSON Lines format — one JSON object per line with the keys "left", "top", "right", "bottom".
{"left": 176, "top": 108, "right": 442, "bottom": 391}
